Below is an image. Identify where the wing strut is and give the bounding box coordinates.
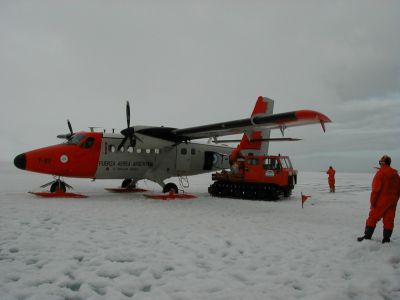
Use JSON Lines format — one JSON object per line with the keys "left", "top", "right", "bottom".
{"left": 279, "top": 125, "right": 286, "bottom": 136}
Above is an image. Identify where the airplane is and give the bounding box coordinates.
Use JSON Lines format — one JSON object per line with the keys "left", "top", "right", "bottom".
{"left": 13, "top": 96, "right": 331, "bottom": 196}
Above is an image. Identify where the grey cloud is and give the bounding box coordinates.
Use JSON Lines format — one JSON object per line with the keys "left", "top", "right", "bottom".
{"left": 1, "top": 1, "right": 400, "bottom": 173}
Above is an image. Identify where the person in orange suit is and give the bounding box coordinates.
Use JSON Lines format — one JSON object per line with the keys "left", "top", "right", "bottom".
{"left": 229, "top": 146, "right": 244, "bottom": 174}
{"left": 357, "top": 155, "right": 400, "bottom": 243}
{"left": 326, "top": 166, "right": 336, "bottom": 192}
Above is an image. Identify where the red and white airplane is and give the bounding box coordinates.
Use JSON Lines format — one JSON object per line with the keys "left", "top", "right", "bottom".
{"left": 13, "top": 96, "right": 331, "bottom": 195}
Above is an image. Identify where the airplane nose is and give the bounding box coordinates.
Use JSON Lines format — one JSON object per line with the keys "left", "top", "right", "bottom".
{"left": 14, "top": 153, "right": 26, "bottom": 170}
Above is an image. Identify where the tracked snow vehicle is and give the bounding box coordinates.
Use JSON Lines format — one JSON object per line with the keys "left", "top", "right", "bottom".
{"left": 208, "top": 155, "right": 297, "bottom": 200}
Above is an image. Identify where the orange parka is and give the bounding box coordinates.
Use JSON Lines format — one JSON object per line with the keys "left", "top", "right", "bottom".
{"left": 326, "top": 167, "right": 336, "bottom": 188}
{"left": 366, "top": 165, "right": 400, "bottom": 230}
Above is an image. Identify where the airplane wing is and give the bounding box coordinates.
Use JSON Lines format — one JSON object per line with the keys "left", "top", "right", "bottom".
{"left": 173, "top": 110, "right": 331, "bottom": 141}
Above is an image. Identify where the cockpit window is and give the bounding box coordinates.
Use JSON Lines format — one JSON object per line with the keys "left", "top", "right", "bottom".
{"left": 82, "top": 137, "right": 95, "bottom": 149}
{"left": 65, "top": 134, "right": 86, "bottom": 145}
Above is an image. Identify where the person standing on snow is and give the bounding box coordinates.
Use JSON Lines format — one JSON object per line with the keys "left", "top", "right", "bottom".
{"left": 357, "top": 155, "right": 400, "bottom": 243}
{"left": 326, "top": 166, "right": 336, "bottom": 192}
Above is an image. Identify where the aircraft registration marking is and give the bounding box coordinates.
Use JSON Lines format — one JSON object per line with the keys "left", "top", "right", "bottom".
{"left": 98, "top": 160, "right": 154, "bottom": 167}
{"left": 38, "top": 157, "right": 52, "bottom": 165}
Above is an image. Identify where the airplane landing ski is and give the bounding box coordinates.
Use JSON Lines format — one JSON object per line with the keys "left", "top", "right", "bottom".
{"left": 29, "top": 191, "right": 88, "bottom": 198}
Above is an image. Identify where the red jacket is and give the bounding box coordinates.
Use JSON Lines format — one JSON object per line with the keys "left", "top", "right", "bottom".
{"left": 370, "top": 165, "right": 400, "bottom": 208}
{"left": 326, "top": 168, "right": 335, "bottom": 181}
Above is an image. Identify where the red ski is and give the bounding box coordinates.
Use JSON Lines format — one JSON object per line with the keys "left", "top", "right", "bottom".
{"left": 29, "top": 191, "right": 88, "bottom": 198}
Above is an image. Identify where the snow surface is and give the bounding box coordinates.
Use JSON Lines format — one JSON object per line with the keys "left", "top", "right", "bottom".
{"left": 1, "top": 161, "right": 399, "bottom": 300}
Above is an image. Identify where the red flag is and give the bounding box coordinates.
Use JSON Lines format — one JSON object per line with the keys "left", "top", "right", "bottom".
{"left": 301, "top": 192, "right": 311, "bottom": 208}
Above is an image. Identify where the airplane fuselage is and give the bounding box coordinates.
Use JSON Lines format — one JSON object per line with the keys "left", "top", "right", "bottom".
{"left": 14, "top": 127, "right": 232, "bottom": 187}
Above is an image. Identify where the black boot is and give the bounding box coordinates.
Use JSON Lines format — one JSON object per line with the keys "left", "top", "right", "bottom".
{"left": 382, "top": 229, "right": 392, "bottom": 243}
{"left": 357, "top": 226, "right": 375, "bottom": 242}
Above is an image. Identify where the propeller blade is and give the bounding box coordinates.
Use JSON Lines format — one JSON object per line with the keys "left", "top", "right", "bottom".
{"left": 129, "top": 136, "right": 137, "bottom": 148}
{"left": 119, "top": 100, "right": 140, "bottom": 149}
{"left": 126, "top": 101, "right": 130, "bottom": 128}
{"left": 67, "top": 119, "right": 73, "bottom": 135}
{"left": 57, "top": 119, "right": 74, "bottom": 139}
{"left": 118, "top": 136, "right": 128, "bottom": 151}
{"left": 57, "top": 134, "right": 70, "bottom": 139}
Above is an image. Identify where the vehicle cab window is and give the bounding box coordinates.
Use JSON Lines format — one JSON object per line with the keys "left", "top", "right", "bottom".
{"left": 264, "top": 158, "right": 280, "bottom": 170}
{"left": 247, "top": 158, "right": 259, "bottom": 166}
{"left": 285, "top": 158, "right": 292, "bottom": 168}
{"left": 280, "top": 158, "right": 288, "bottom": 168}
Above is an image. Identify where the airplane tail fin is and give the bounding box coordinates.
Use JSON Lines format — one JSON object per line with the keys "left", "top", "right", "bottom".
{"left": 238, "top": 96, "right": 274, "bottom": 156}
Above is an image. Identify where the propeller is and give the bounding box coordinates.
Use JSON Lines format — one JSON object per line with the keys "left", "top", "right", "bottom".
{"left": 57, "top": 119, "right": 74, "bottom": 139}
{"left": 118, "top": 101, "right": 143, "bottom": 150}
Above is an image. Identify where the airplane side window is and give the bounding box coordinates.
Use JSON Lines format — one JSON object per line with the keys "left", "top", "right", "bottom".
{"left": 136, "top": 148, "right": 142, "bottom": 154}
{"left": 154, "top": 148, "right": 160, "bottom": 154}
{"left": 109, "top": 145, "right": 116, "bottom": 153}
{"left": 127, "top": 146, "right": 134, "bottom": 153}
{"left": 119, "top": 146, "right": 125, "bottom": 152}
{"left": 146, "top": 149, "right": 151, "bottom": 154}
{"left": 191, "top": 149, "right": 196, "bottom": 155}
{"left": 181, "top": 148, "right": 187, "bottom": 155}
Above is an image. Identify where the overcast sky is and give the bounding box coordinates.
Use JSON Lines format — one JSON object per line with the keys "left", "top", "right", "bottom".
{"left": 1, "top": 1, "right": 399, "bottom": 173}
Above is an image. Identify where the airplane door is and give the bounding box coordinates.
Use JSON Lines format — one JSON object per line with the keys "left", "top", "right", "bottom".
{"left": 176, "top": 144, "right": 191, "bottom": 174}
{"left": 70, "top": 136, "right": 101, "bottom": 177}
